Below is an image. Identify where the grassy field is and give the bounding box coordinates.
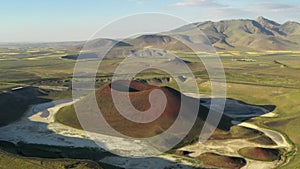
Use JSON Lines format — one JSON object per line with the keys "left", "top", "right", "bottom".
{"left": 213, "top": 54, "right": 300, "bottom": 168}
{"left": 0, "top": 149, "right": 102, "bottom": 169}
{"left": 1, "top": 47, "right": 300, "bottom": 168}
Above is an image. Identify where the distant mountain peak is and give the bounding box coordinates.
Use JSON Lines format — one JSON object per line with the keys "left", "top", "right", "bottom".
{"left": 256, "top": 16, "right": 280, "bottom": 26}
{"left": 257, "top": 16, "right": 266, "bottom": 21}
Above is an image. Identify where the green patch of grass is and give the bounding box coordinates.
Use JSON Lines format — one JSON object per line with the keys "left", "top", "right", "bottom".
{"left": 0, "top": 149, "right": 102, "bottom": 169}
{"left": 56, "top": 104, "right": 82, "bottom": 129}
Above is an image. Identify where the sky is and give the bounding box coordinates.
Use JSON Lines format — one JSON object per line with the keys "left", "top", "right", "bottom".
{"left": 1, "top": 0, "right": 299, "bottom": 42}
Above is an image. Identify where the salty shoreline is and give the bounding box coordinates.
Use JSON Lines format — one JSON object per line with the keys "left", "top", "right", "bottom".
{"left": 0, "top": 99, "right": 160, "bottom": 156}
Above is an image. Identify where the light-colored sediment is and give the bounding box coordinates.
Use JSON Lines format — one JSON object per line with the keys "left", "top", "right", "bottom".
{"left": 177, "top": 115, "right": 292, "bottom": 169}
{"left": 238, "top": 122, "right": 291, "bottom": 151}
{"left": 0, "top": 100, "right": 159, "bottom": 156}
{"left": 238, "top": 122, "right": 293, "bottom": 169}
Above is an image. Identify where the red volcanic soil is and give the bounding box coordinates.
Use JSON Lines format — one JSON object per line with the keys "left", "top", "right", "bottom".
{"left": 56, "top": 80, "right": 211, "bottom": 147}
{"left": 93, "top": 80, "right": 200, "bottom": 138}
{"left": 239, "top": 147, "right": 281, "bottom": 161}
{"left": 197, "top": 152, "right": 246, "bottom": 169}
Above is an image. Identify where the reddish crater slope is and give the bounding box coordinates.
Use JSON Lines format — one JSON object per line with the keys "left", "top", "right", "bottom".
{"left": 93, "top": 80, "right": 201, "bottom": 138}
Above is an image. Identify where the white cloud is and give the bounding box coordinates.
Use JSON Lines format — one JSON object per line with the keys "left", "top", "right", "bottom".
{"left": 171, "top": 0, "right": 225, "bottom": 7}
{"left": 245, "top": 2, "right": 300, "bottom": 22}
{"left": 169, "top": 1, "right": 300, "bottom": 23}
{"left": 128, "top": 0, "right": 148, "bottom": 5}
{"left": 255, "top": 2, "right": 294, "bottom": 10}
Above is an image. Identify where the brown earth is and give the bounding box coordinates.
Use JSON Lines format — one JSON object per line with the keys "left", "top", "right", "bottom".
{"left": 197, "top": 152, "right": 246, "bottom": 169}
{"left": 239, "top": 147, "right": 281, "bottom": 161}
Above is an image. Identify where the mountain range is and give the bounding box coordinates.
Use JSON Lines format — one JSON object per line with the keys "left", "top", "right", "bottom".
{"left": 83, "top": 16, "right": 300, "bottom": 54}
{"left": 10, "top": 16, "right": 299, "bottom": 57}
